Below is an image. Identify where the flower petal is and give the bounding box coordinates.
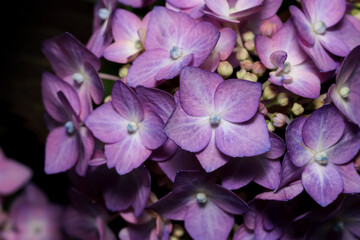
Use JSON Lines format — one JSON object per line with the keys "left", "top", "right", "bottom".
{"left": 256, "top": 180, "right": 304, "bottom": 201}
{"left": 138, "top": 110, "right": 167, "bottom": 150}
{"left": 264, "top": 132, "right": 286, "bottom": 159}
{"left": 253, "top": 158, "right": 281, "bottom": 190}
{"left": 337, "top": 161, "right": 360, "bottom": 194}
{"left": 155, "top": 54, "right": 194, "bottom": 81}
{"left": 289, "top": 6, "right": 315, "bottom": 46}
{"left": 204, "top": 0, "right": 229, "bottom": 17}
{"left": 221, "top": 158, "right": 257, "bottom": 190}
{"left": 111, "top": 9, "right": 142, "bottom": 42}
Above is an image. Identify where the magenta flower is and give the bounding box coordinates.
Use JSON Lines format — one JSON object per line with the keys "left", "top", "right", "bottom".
{"left": 126, "top": 7, "right": 220, "bottom": 88}
{"left": 290, "top": 0, "right": 360, "bottom": 71}
{"left": 0, "top": 149, "right": 32, "bottom": 196}
{"left": 329, "top": 46, "right": 360, "bottom": 126}
{"left": 104, "top": 9, "right": 151, "bottom": 63}
{"left": 148, "top": 170, "right": 248, "bottom": 240}
{"left": 42, "top": 72, "right": 94, "bottom": 176}
{"left": 255, "top": 19, "right": 326, "bottom": 98}
{"left": 42, "top": 33, "right": 104, "bottom": 120}
{"left": 164, "top": 67, "right": 270, "bottom": 172}
{"left": 85, "top": 80, "right": 167, "bottom": 174}
{"left": 286, "top": 104, "right": 360, "bottom": 206}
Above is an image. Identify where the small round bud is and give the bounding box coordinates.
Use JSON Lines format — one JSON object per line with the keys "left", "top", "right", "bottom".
{"left": 263, "top": 86, "right": 277, "bottom": 100}
{"left": 242, "top": 31, "right": 255, "bottom": 42}
{"left": 134, "top": 40, "right": 143, "bottom": 50}
{"left": 65, "top": 121, "right": 75, "bottom": 135}
{"left": 98, "top": 8, "right": 110, "bottom": 20}
{"left": 236, "top": 48, "right": 249, "bottom": 61}
{"left": 266, "top": 120, "right": 275, "bottom": 132}
{"left": 313, "top": 94, "right": 327, "bottom": 110}
{"left": 260, "top": 19, "right": 279, "bottom": 37}
{"left": 217, "top": 61, "right": 233, "bottom": 79}
{"left": 172, "top": 224, "right": 185, "bottom": 238}
{"left": 339, "top": 86, "right": 350, "bottom": 98}
{"left": 240, "top": 60, "right": 253, "bottom": 71}
{"left": 236, "top": 69, "right": 247, "bottom": 79}
{"left": 243, "top": 72, "right": 258, "bottom": 82}
{"left": 244, "top": 40, "right": 255, "bottom": 52}
{"left": 291, "top": 103, "right": 304, "bottom": 116}
{"left": 277, "top": 93, "right": 289, "bottom": 106}
{"left": 196, "top": 192, "right": 207, "bottom": 204}
{"left": 315, "top": 152, "right": 328, "bottom": 165}
{"left": 104, "top": 95, "right": 112, "bottom": 103}
{"left": 259, "top": 103, "right": 268, "bottom": 115}
{"left": 313, "top": 21, "right": 327, "bottom": 35}
{"left": 209, "top": 113, "right": 221, "bottom": 126}
{"left": 252, "top": 61, "right": 267, "bottom": 77}
{"left": 72, "top": 72, "right": 84, "bottom": 84}
{"left": 127, "top": 122, "right": 138, "bottom": 133}
{"left": 272, "top": 113, "right": 286, "bottom": 128}
{"left": 119, "top": 64, "right": 131, "bottom": 78}
{"left": 170, "top": 46, "right": 183, "bottom": 60}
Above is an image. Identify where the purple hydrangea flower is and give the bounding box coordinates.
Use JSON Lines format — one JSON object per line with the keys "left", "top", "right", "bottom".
{"left": 164, "top": 66, "right": 270, "bottom": 172}
{"left": 104, "top": 9, "right": 151, "bottom": 63}
{"left": 0, "top": 149, "right": 32, "bottom": 196}
{"left": 329, "top": 45, "right": 360, "bottom": 126}
{"left": 255, "top": 19, "right": 326, "bottom": 98}
{"left": 42, "top": 33, "right": 104, "bottom": 120}
{"left": 290, "top": 0, "right": 360, "bottom": 71}
{"left": 148, "top": 170, "right": 248, "bottom": 240}
{"left": 286, "top": 104, "right": 360, "bottom": 206}
{"left": 42, "top": 72, "right": 95, "bottom": 176}
{"left": 85, "top": 80, "right": 167, "bottom": 174}
{"left": 126, "top": 7, "right": 220, "bottom": 88}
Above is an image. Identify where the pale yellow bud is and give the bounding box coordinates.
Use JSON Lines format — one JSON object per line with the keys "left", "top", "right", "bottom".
{"left": 217, "top": 61, "right": 233, "bottom": 79}
{"left": 263, "top": 86, "right": 277, "bottom": 100}
{"left": 277, "top": 93, "right": 289, "bottom": 106}
{"left": 291, "top": 103, "right": 304, "bottom": 116}
{"left": 236, "top": 48, "right": 249, "bottom": 61}
{"left": 243, "top": 72, "right": 258, "bottom": 82}
{"left": 242, "top": 31, "right": 255, "bottom": 42}
{"left": 104, "top": 95, "right": 112, "bottom": 103}
{"left": 313, "top": 93, "right": 327, "bottom": 110}
{"left": 236, "top": 69, "right": 247, "bottom": 79}
{"left": 240, "top": 60, "right": 253, "bottom": 71}
{"left": 244, "top": 40, "right": 255, "bottom": 52}
{"left": 119, "top": 64, "right": 131, "bottom": 78}
{"left": 267, "top": 120, "right": 275, "bottom": 132}
{"left": 173, "top": 224, "right": 185, "bottom": 238}
{"left": 252, "top": 61, "right": 267, "bottom": 77}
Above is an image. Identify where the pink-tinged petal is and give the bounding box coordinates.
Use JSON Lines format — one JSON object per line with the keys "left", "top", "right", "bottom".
{"left": 337, "top": 162, "right": 360, "bottom": 194}
{"left": 111, "top": 9, "right": 142, "bottom": 42}
{"left": 180, "top": 66, "right": 222, "bottom": 117}
{"left": 158, "top": 149, "right": 202, "bottom": 182}
{"left": 215, "top": 79, "right": 262, "bottom": 123}
{"left": 204, "top": 0, "right": 229, "bottom": 17}
{"left": 289, "top": 6, "right": 315, "bottom": 46}
{"left": 111, "top": 80, "right": 144, "bottom": 122}
{"left": 254, "top": 35, "right": 276, "bottom": 69}
{"left": 185, "top": 200, "right": 234, "bottom": 240}
{"left": 285, "top": 117, "right": 313, "bottom": 167}
{"left": 285, "top": 60, "right": 321, "bottom": 99}
{"left": 77, "top": 85, "right": 93, "bottom": 121}
{"left": 126, "top": 49, "right": 172, "bottom": 88}
{"left": 97, "top": 217, "right": 117, "bottom": 240}
{"left": 221, "top": 158, "right": 258, "bottom": 190}
{"left": 325, "top": 123, "right": 360, "bottom": 165}
{"left": 138, "top": 110, "right": 167, "bottom": 150}
{"left": 302, "top": 0, "right": 346, "bottom": 27}
{"left": 75, "top": 126, "right": 95, "bottom": 176}
{"left": 196, "top": 130, "right": 231, "bottom": 172}
{"left": 145, "top": 7, "right": 196, "bottom": 51}
{"left": 84, "top": 62, "right": 104, "bottom": 105}
{"left": 105, "top": 134, "right": 151, "bottom": 175}
{"left": 255, "top": 0, "right": 282, "bottom": 19}
{"left": 136, "top": 86, "right": 175, "bottom": 122}
{"left": 150, "top": 139, "right": 178, "bottom": 161}
{"left": 229, "top": 5, "right": 264, "bottom": 20}
{"left": 183, "top": 22, "right": 220, "bottom": 66}
{"left": 45, "top": 127, "right": 80, "bottom": 174}
{"left": 234, "top": 0, "right": 264, "bottom": 12}
{"left": 254, "top": 158, "right": 281, "bottom": 190}
{"left": 302, "top": 104, "right": 345, "bottom": 152}
{"left": 217, "top": 28, "right": 236, "bottom": 60}
{"left": 215, "top": 113, "right": 270, "bottom": 157}
{"left": 233, "top": 225, "right": 254, "bottom": 240}
{"left": 155, "top": 54, "right": 194, "bottom": 81}
{"left": 264, "top": 132, "right": 286, "bottom": 159}
{"left": 167, "top": 0, "right": 203, "bottom": 8}
{"left": 201, "top": 51, "right": 221, "bottom": 72}
{"left": 104, "top": 41, "right": 141, "bottom": 63}
{"left": 302, "top": 162, "right": 344, "bottom": 207}
{"left": 256, "top": 180, "right": 304, "bottom": 201}
{"left": 85, "top": 102, "right": 128, "bottom": 144}
{"left": 42, "top": 72, "right": 81, "bottom": 123}
{"left": 201, "top": 10, "right": 240, "bottom": 23}
{"left": 86, "top": 24, "right": 113, "bottom": 58}
{"left": 270, "top": 50, "right": 287, "bottom": 71}
{"left": 277, "top": 154, "right": 304, "bottom": 190}
{"left": 318, "top": 31, "right": 349, "bottom": 57}
{"left": 208, "top": 184, "right": 248, "bottom": 215}
{"left": 298, "top": 38, "right": 338, "bottom": 72}
{"left": 337, "top": 45, "right": 360, "bottom": 86}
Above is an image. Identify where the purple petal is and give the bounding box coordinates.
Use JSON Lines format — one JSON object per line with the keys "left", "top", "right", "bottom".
{"left": 180, "top": 66, "right": 222, "bottom": 117}
{"left": 183, "top": 22, "right": 220, "bottom": 67}
{"left": 138, "top": 110, "right": 167, "bottom": 150}
{"left": 204, "top": 0, "right": 229, "bottom": 17}
{"left": 214, "top": 79, "right": 262, "bottom": 123}
{"left": 337, "top": 161, "right": 360, "bottom": 194}
{"left": 215, "top": 113, "right": 270, "bottom": 157}
{"left": 285, "top": 117, "right": 313, "bottom": 167}
{"left": 233, "top": 225, "right": 254, "bottom": 240}
{"left": 254, "top": 35, "right": 276, "bottom": 69}
{"left": 264, "top": 132, "right": 286, "bottom": 159}
{"left": 289, "top": 6, "right": 315, "bottom": 46}
{"left": 318, "top": 31, "right": 349, "bottom": 58}
{"left": 155, "top": 54, "right": 194, "bottom": 81}
{"left": 256, "top": 180, "right": 304, "bottom": 201}
{"left": 45, "top": 127, "right": 80, "bottom": 174}
{"left": 84, "top": 63, "right": 104, "bottom": 105}
{"left": 201, "top": 51, "right": 221, "bottom": 72}
{"left": 277, "top": 154, "right": 304, "bottom": 190}
{"left": 217, "top": 28, "right": 237, "bottom": 60}
{"left": 221, "top": 158, "right": 258, "bottom": 190}
{"left": 270, "top": 50, "right": 287, "bottom": 71}
{"left": 302, "top": 162, "right": 344, "bottom": 207}
{"left": 150, "top": 139, "right": 178, "bottom": 161}
{"left": 302, "top": 104, "right": 345, "bottom": 152}
{"left": 111, "top": 9, "right": 142, "bottom": 42}
{"left": 332, "top": 16, "right": 360, "bottom": 52}
{"left": 145, "top": 7, "right": 196, "bottom": 51}
{"left": 111, "top": 80, "right": 144, "bottom": 122}
{"left": 255, "top": 0, "right": 282, "bottom": 19}
{"left": 253, "top": 158, "right": 281, "bottom": 190}
{"left": 105, "top": 134, "right": 151, "bottom": 175}
{"left": 104, "top": 41, "right": 141, "bottom": 63}
{"left": 85, "top": 102, "right": 128, "bottom": 144}
{"left": 184, "top": 200, "right": 234, "bottom": 240}
{"left": 75, "top": 126, "right": 95, "bottom": 176}
{"left": 202, "top": 9, "right": 240, "bottom": 23}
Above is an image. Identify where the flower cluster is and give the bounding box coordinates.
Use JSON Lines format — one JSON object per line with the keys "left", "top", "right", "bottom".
{"left": 2, "top": 0, "right": 360, "bottom": 239}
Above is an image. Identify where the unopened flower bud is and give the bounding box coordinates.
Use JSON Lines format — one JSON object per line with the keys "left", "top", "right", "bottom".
{"left": 260, "top": 19, "right": 280, "bottom": 37}
{"left": 259, "top": 103, "right": 268, "bottom": 115}
{"left": 242, "top": 31, "right": 255, "bottom": 42}
{"left": 313, "top": 93, "right": 327, "bottom": 110}
{"left": 119, "top": 64, "right": 131, "bottom": 78}
{"left": 272, "top": 113, "right": 286, "bottom": 128}
{"left": 266, "top": 120, "right": 275, "bottom": 132}
{"left": 291, "top": 103, "right": 304, "bottom": 116}
{"left": 263, "top": 86, "right": 277, "bottom": 100}
{"left": 240, "top": 60, "right": 253, "bottom": 71}
{"left": 173, "top": 224, "right": 185, "bottom": 238}
{"left": 243, "top": 72, "right": 258, "bottom": 82}
{"left": 170, "top": 237, "right": 179, "bottom": 240}
{"left": 217, "top": 61, "right": 233, "bottom": 78}
{"left": 244, "top": 40, "right": 255, "bottom": 52}
{"left": 236, "top": 48, "right": 249, "bottom": 61}
{"left": 277, "top": 93, "right": 289, "bottom": 106}
{"left": 104, "top": 95, "right": 112, "bottom": 103}
{"left": 252, "top": 61, "right": 266, "bottom": 76}
{"left": 236, "top": 69, "right": 247, "bottom": 79}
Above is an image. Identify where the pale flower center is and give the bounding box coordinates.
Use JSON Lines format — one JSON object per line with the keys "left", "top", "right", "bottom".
{"left": 283, "top": 62, "right": 291, "bottom": 74}
{"left": 72, "top": 72, "right": 85, "bottom": 84}
{"left": 65, "top": 121, "right": 75, "bottom": 135}
{"left": 209, "top": 113, "right": 221, "bottom": 127}
{"left": 127, "top": 122, "right": 138, "bottom": 133}
{"left": 170, "top": 46, "right": 183, "bottom": 60}
{"left": 134, "top": 40, "right": 143, "bottom": 50}
{"left": 315, "top": 152, "right": 328, "bottom": 165}
{"left": 196, "top": 192, "right": 207, "bottom": 204}
{"left": 339, "top": 86, "right": 350, "bottom": 98}
{"left": 313, "top": 21, "right": 327, "bottom": 35}
{"left": 98, "top": 8, "right": 110, "bottom": 20}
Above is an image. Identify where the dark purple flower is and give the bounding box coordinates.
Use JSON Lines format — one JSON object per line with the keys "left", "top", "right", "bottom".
{"left": 149, "top": 170, "right": 248, "bottom": 240}
{"left": 164, "top": 67, "right": 270, "bottom": 172}
{"left": 126, "top": 7, "right": 220, "bottom": 88}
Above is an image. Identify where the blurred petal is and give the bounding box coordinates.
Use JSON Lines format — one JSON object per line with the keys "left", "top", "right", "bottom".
{"left": 337, "top": 162, "right": 360, "bottom": 194}
{"left": 84, "top": 62, "right": 104, "bottom": 105}
{"left": 75, "top": 126, "right": 95, "bottom": 176}
{"left": 221, "top": 158, "right": 258, "bottom": 190}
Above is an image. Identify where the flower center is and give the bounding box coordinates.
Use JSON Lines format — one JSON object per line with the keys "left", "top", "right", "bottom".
{"left": 229, "top": 7, "right": 237, "bottom": 14}
{"left": 333, "top": 221, "right": 344, "bottom": 232}
{"left": 134, "top": 40, "right": 143, "bottom": 50}
{"left": 339, "top": 86, "right": 350, "bottom": 98}
{"left": 313, "top": 21, "right": 327, "bottom": 35}
{"left": 72, "top": 72, "right": 84, "bottom": 84}
{"left": 127, "top": 122, "right": 138, "bottom": 134}
{"left": 283, "top": 62, "right": 291, "bottom": 74}
{"left": 65, "top": 121, "right": 75, "bottom": 135}
{"left": 315, "top": 152, "right": 328, "bottom": 165}
{"left": 209, "top": 113, "right": 221, "bottom": 127}
{"left": 98, "top": 8, "right": 110, "bottom": 20}
{"left": 196, "top": 192, "right": 207, "bottom": 204}
{"left": 170, "top": 46, "right": 183, "bottom": 60}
